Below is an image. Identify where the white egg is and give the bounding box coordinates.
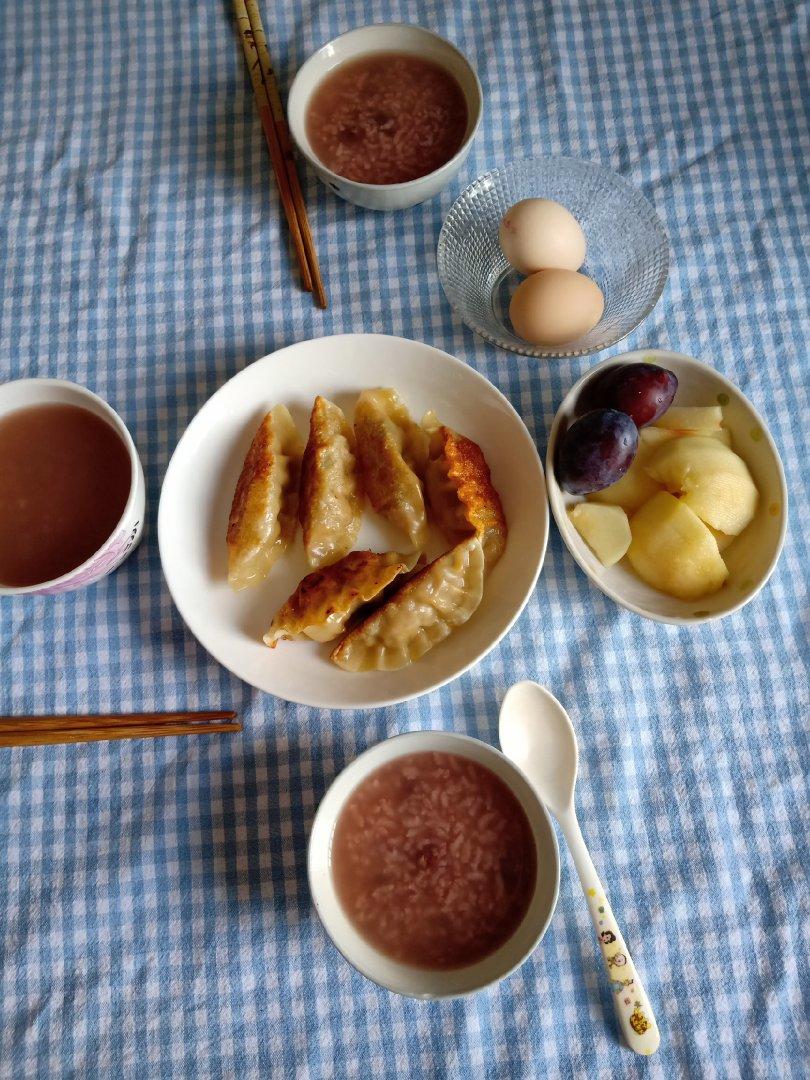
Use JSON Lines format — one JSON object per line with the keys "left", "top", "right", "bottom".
{"left": 509, "top": 269, "right": 604, "bottom": 346}
{"left": 499, "top": 198, "right": 586, "bottom": 275}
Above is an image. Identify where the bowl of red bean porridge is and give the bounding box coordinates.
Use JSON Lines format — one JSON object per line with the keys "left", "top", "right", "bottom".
{"left": 288, "top": 24, "right": 483, "bottom": 211}
{"left": 308, "top": 731, "right": 560, "bottom": 998}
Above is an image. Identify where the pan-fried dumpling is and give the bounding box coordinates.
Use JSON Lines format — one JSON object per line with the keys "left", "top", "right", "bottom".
{"left": 227, "top": 405, "right": 303, "bottom": 591}
{"left": 331, "top": 537, "right": 484, "bottom": 672}
{"left": 354, "top": 389, "right": 429, "bottom": 548}
{"left": 422, "top": 413, "right": 508, "bottom": 570}
{"left": 299, "top": 396, "right": 363, "bottom": 568}
{"left": 263, "top": 550, "right": 420, "bottom": 647}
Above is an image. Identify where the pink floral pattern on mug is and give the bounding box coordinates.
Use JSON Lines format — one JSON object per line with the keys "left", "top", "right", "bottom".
{"left": 37, "top": 520, "right": 142, "bottom": 595}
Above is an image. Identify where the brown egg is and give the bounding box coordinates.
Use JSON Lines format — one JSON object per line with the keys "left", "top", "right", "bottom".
{"left": 509, "top": 270, "right": 605, "bottom": 346}
{"left": 499, "top": 198, "right": 586, "bottom": 274}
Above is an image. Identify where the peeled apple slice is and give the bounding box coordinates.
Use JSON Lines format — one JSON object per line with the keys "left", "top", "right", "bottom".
{"left": 654, "top": 406, "right": 723, "bottom": 431}
{"left": 587, "top": 422, "right": 730, "bottom": 516}
{"left": 643, "top": 436, "right": 758, "bottom": 535}
{"left": 681, "top": 472, "right": 758, "bottom": 535}
{"left": 644, "top": 435, "right": 748, "bottom": 482}
{"left": 670, "top": 428, "right": 731, "bottom": 446}
{"left": 708, "top": 525, "right": 735, "bottom": 553}
{"left": 643, "top": 425, "right": 731, "bottom": 447}
{"left": 568, "top": 503, "right": 631, "bottom": 566}
{"left": 628, "top": 492, "right": 729, "bottom": 600}
{"left": 638, "top": 427, "right": 677, "bottom": 449}
{"left": 703, "top": 427, "right": 732, "bottom": 446}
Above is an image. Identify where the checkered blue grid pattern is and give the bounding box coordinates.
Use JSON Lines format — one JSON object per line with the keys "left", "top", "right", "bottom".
{"left": 1, "top": 0, "right": 808, "bottom": 1076}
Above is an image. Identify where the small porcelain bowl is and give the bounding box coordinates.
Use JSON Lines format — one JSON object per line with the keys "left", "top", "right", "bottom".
{"left": 546, "top": 349, "right": 788, "bottom": 623}
{"left": 0, "top": 379, "right": 145, "bottom": 596}
{"left": 287, "top": 24, "right": 483, "bottom": 211}
{"left": 308, "top": 730, "right": 560, "bottom": 999}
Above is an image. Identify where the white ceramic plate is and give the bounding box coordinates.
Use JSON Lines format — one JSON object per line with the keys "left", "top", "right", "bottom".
{"left": 159, "top": 335, "right": 548, "bottom": 708}
{"left": 546, "top": 349, "right": 788, "bottom": 624}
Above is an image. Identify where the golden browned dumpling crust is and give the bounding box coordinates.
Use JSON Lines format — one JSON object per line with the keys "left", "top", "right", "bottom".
{"left": 264, "top": 549, "right": 419, "bottom": 647}
{"left": 331, "top": 537, "right": 484, "bottom": 672}
{"left": 354, "top": 389, "right": 428, "bottom": 548}
{"left": 227, "top": 416, "right": 272, "bottom": 548}
{"left": 424, "top": 420, "right": 507, "bottom": 570}
{"left": 299, "top": 396, "right": 363, "bottom": 568}
{"left": 226, "top": 405, "right": 303, "bottom": 591}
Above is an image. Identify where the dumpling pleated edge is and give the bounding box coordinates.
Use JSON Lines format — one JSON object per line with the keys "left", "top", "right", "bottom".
{"left": 330, "top": 536, "right": 485, "bottom": 672}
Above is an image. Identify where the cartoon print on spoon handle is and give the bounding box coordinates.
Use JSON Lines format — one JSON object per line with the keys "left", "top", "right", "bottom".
{"left": 498, "top": 681, "right": 660, "bottom": 1055}
{"left": 561, "top": 809, "right": 660, "bottom": 1056}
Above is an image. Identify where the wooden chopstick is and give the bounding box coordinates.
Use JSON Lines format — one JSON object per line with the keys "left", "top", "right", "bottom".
{"left": 0, "top": 711, "right": 241, "bottom": 747}
{"left": 0, "top": 711, "right": 236, "bottom": 733}
{"left": 234, "top": 0, "right": 328, "bottom": 308}
{"left": 243, "top": 0, "right": 328, "bottom": 309}
{"left": 233, "top": 0, "right": 312, "bottom": 294}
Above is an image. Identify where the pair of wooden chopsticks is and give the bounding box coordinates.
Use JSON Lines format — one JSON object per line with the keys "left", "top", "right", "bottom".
{"left": 0, "top": 711, "right": 241, "bottom": 747}
{"left": 233, "top": 0, "right": 327, "bottom": 308}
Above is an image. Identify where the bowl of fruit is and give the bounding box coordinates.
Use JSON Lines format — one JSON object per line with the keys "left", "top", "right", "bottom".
{"left": 546, "top": 349, "right": 787, "bottom": 623}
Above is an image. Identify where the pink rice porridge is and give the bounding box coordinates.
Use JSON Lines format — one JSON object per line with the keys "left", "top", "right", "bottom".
{"left": 331, "top": 752, "right": 537, "bottom": 969}
{"left": 305, "top": 52, "right": 468, "bottom": 185}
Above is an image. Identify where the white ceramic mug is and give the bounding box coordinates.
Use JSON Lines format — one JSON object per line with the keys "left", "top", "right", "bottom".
{"left": 308, "top": 730, "right": 560, "bottom": 998}
{"left": 288, "top": 24, "right": 483, "bottom": 211}
{"left": 0, "top": 379, "right": 146, "bottom": 596}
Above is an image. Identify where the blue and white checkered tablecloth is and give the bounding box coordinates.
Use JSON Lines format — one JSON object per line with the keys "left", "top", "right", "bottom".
{"left": 1, "top": 0, "right": 808, "bottom": 1076}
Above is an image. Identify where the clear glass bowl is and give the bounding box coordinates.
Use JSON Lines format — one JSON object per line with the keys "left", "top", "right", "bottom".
{"left": 437, "top": 157, "right": 669, "bottom": 359}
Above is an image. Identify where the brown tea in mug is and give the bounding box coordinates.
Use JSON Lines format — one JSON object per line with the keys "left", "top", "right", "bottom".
{"left": 0, "top": 403, "right": 131, "bottom": 587}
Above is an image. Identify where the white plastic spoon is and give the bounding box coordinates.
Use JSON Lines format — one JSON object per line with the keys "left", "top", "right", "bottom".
{"left": 500, "top": 680, "right": 660, "bottom": 1056}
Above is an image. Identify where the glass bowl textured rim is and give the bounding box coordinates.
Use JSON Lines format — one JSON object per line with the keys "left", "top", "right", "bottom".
{"left": 437, "top": 156, "right": 670, "bottom": 359}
